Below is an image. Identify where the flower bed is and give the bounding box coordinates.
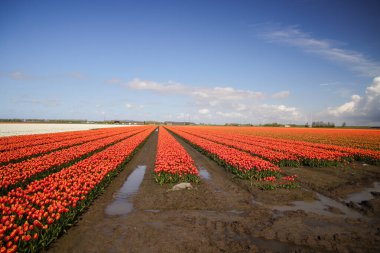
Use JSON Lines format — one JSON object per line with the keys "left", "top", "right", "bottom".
{"left": 153, "top": 127, "right": 199, "bottom": 185}
{"left": 0, "top": 127, "right": 155, "bottom": 252}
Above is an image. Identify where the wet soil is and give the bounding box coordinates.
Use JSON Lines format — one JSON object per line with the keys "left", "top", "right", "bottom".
{"left": 48, "top": 130, "right": 380, "bottom": 253}
{"left": 281, "top": 163, "right": 380, "bottom": 216}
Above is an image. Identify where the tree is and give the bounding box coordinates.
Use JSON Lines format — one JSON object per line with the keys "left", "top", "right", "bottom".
{"left": 342, "top": 122, "right": 346, "bottom": 127}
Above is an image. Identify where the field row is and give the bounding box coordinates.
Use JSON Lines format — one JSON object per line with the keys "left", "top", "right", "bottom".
{"left": 153, "top": 127, "right": 199, "bottom": 184}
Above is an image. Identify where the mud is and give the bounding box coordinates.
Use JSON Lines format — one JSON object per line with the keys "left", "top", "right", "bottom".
{"left": 281, "top": 163, "right": 380, "bottom": 216}
{"left": 47, "top": 130, "right": 380, "bottom": 253}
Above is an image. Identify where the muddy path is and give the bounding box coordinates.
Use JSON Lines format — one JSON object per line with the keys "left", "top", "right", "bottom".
{"left": 47, "top": 130, "right": 380, "bottom": 253}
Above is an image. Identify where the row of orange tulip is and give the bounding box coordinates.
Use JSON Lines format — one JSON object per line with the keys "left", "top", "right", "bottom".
{"left": 153, "top": 127, "right": 199, "bottom": 184}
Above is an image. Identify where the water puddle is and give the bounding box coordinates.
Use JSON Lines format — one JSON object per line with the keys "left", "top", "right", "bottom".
{"left": 345, "top": 182, "right": 380, "bottom": 203}
{"left": 227, "top": 210, "right": 245, "bottom": 215}
{"left": 253, "top": 192, "right": 362, "bottom": 219}
{"left": 199, "top": 167, "right": 211, "bottom": 180}
{"left": 105, "top": 165, "right": 146, "bottom": 216}
{"left": 144, "top": 209, "right": 160, "bottom": 213}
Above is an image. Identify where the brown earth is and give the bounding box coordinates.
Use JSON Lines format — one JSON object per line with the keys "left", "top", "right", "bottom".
{"left": 47, "top": 130, "right": 380, "bottom": 253}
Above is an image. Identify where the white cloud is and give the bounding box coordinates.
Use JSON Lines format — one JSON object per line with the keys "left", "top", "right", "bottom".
{"left": 123, "top": 77, "right": 302, "bottom": 124}
{"left": 261, "top": 26, "right": 380, "bottom": 77}
{"left": 272, "top": 91, "right": 290, "bottom": 99}
{"left": 208, "top": 86, "right": 264, "bottom": 100}
{"left": 260, "top": 104, "right": 300, "bottom": 118}
{"left": 327, "top": 77, "right": 380, "bottom": 124}
{"left": 328, "top": 95, "right": 362, "bottom": 117}
{"left": 125, "top": 102, "right": 144, "bottom": 110}
{"left": 198, "top": 108, "right": 210, "bottom": 114}
{"left": 209, "top": 100, "right": 219, "bottom": 106}
{"left": 127, "top": 78, "right": 265, "bottom": 101}
{"left": 127, "top": 78, "right": 187, "bottom": 93}
{"left": 234, "top": 103, "right": 247, "bottom": 111}
{"left": 216, "top": 111, "right": 246, "bottom": 119}
{"left": 207, "top": 103, "right": 301, "bottom": 124}
{"left": 192, "top": 91, "right": 209, "bottom": 98}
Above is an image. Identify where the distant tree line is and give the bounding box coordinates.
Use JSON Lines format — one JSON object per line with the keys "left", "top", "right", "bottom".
{"left": 311, "top": 121, "right": 335, "bottom": 128}
{"left": 0, "top": 118, "right": 24, "bottom": 122}
{"left": 225, "top": 123, "right": 253, "bottom": 126}
{"left": 261, "top": 123, "right": 284, "bottom": 127}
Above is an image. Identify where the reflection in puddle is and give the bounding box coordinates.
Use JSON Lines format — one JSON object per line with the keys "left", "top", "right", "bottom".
{"left": 228, "top": 210, "right": 245, "bottom": 215}
{"left": 105, "top": 165, "right": 146, "bottom": 216}
{"left": 253, "top": 193, "right": 362, "bottom": 219}
{"left": 345, "top": 182, "right": 380, "bottom": 203}
{"left": 199, "top": 167, "right": 210, "bottom": 180}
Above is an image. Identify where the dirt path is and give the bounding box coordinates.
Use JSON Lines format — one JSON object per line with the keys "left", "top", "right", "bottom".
{"left": 47, "top": 130, "right": 380, "bottom": 253}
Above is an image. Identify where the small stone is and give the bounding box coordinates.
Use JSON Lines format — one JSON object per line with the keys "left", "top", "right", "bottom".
{"left": 171, "top": 182, "right": 193, "bottom": 191}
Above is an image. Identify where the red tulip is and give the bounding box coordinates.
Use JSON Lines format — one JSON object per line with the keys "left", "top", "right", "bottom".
{"left": 23, "top": 234, "right": 32, "bottom": 242}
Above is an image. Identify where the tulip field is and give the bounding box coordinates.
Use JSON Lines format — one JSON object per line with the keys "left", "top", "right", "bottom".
{"left": 0, "top": 126, "right": 155, "bottom": 252}
{"left": 167, "top": 126, "right": 380, "bottom": 166}
{"left": 1, "top": 124, "right": 380, "bottom": 252}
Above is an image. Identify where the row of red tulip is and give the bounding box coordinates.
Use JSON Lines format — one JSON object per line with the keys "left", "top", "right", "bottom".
{"left": 0, "top": 127, "right": 139, "bottom": 165}
{"left": 179, "top": 128, "right": 355, "bottom": 166}
{"left": 179, "top": 129, "right": 300, "bottom": 166}
{"left": 0, "top": 127, "right": 148, "bottom": 195}
{"left": 0, "top": 127, "right": 155, "bottom": 252}
{"left": 256, "top": 136, "right": 380, "bottom": 164}
{"left": 0, "top": 127, "right": 129, "bottom": 152}
{"left": 213, "top": 126, "right": 380, "bottom": 150}
{"left": 153, "top": 127, "right": 199, "bottom": 184}
{"left": 201, "top": 129, "right": 379, "bottom": 165}
{"left": 0, "top": 128, "right": 92, "bottom": 147}
{"left": 166, "top": 127, "right": 281, "bottom": 179}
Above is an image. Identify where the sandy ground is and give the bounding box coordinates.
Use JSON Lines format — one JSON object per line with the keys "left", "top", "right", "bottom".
{"left": 0, "top": 123, "right": 138, "bottom": 137}
{"left": 47, "top": 130, "right": 380, "bottom": 253}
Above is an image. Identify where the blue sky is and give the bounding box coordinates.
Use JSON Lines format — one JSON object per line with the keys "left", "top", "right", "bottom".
{"left": 1, "top": 0, "right": 379, "bottom": 125}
